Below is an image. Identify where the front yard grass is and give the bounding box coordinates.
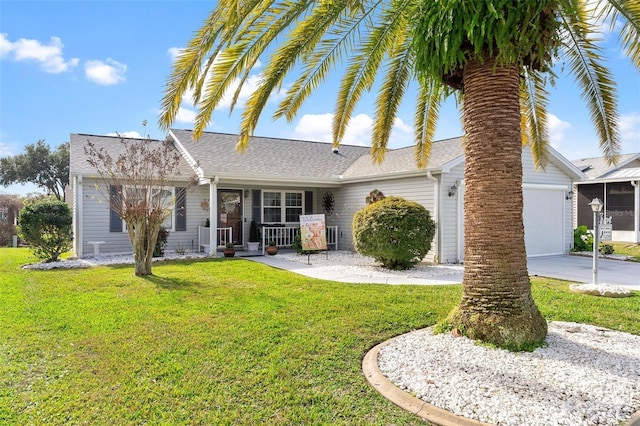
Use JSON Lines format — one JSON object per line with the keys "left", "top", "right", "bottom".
{"left": 1, "top": 248, "right": 638, "bottom": 424}
{"left": 609, "top": 241, "right": 640, "bottom": 261}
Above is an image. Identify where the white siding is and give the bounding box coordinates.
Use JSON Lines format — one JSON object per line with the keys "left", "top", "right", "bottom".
{"left": 521, "top": 149, "right": 574, "bottom": 254}
{"left": 448, "top": 150, "right": 575, "bottom": 263}
{"left": 439, "top": 164, "right": 465, "bottom": 263}
{"left": 335, "top": 176, "right": 436, "bottom": 258}
{"left": 80, "top": 179, "right": 209, "bottom": 256}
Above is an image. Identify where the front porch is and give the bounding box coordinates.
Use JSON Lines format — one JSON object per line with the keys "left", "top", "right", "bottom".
{"left": 197, "top": 225, "right": 338, "bottom": 254}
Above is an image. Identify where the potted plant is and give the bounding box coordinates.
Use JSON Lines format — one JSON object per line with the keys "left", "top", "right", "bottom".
{"left": 223, "top": 241, "right": 235, "bottom": 257}
{"left": 247, "top": 220, "right": 260, "bottom": 251}
{"left": 266, "top": 240, "right": 278, "bottom": 255}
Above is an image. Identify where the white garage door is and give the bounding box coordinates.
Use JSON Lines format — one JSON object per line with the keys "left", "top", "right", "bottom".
{"left": 523, "top": 187, "right": 565, "bottom": 256}
{"left": 458, "top": 185, "right": 566, "bottom": 260}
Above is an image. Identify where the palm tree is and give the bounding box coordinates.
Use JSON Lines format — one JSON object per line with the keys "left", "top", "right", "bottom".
{"left": 159, "top": 0, "right": 639, "bottom": 350}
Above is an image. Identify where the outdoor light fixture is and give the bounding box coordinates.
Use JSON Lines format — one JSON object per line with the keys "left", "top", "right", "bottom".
{"left": 448, "top": 184, "right": 457, "bottom": 197}
{"left": 565, "top": 189, "right": 574, "bottom": 200}
{"left": 588, "top": 197, "right": 604, "bottom": 285}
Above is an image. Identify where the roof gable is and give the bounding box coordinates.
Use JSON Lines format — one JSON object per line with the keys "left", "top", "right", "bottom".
{"left": 169, "top": 129, "right": 370, "bottom": 182}
{"left": 69, "top": 133, "right": 194, "bottom": 177}
{"left": 571, "top": 153, "right": 640, "bottom": 179}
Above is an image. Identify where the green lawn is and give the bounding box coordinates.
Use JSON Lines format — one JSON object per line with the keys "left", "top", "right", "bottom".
{"left": 1, "top": 248, "right": 638, "bottom": 425}
{"left": 609, "top": 241, "right": 640, "bottom": 261}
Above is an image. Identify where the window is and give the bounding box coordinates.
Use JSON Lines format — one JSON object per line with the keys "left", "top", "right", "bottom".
{"left": 115, "top": 186, "right": 177, "bottom": 232}
{"left": 262, "top": 191, "right": 304, "bottom": 224}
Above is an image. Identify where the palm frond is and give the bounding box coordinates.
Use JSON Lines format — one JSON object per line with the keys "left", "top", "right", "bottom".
{"left": 333, "top": 0, "right": 416, "bottom": 146}
{"left": 158, "top": 9, "right": 224, "bottom": 131}
{"left": 594, "top": 0, "right": 640, "bottom": 69}
{"left": 521, "top": 69, "right": 550, "bottom": 169}
{"left": 193, "top": 2, "right": 312, "bottom": 140}
{"left": 559, "top": 3, "right": 620, "bottom": 163}
{"left": 414, "top": 79, "right": 445, "bottom": 169}
{"left": 237, "top": 0, "right": 356, "bottom": 151}
{"left": 274, "top": 6, "right": 376, "bottom": 123}
{"left": 371, "top": 30, "right": 413, "bottom": 163}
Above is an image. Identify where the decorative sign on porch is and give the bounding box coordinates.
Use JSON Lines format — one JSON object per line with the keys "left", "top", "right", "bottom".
{"left": 600, "top": 215, "right": 613, "bottom": 242}
{"left": 300, "top": 214, "right": 327, "bottom": 251}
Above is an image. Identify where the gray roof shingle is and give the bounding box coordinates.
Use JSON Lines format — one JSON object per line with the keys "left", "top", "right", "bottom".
{"left": 571, "top": 153, "right": 640, "bottom": 179}
{"left": 169, "top": 129, "right": 370, "bottom": 181}
{"left": 71, "top": 130, "right": 467, "bottom": 183}
{"left": 70, "top": 133, "right": 194, "bottom": 177}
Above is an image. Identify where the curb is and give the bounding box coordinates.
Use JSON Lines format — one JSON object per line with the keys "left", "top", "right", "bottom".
{"left": 362, "top": 336, "right": 491, "bottom": 426}
{"left": 362, "top": 333, "right": 640, "bottom": 426}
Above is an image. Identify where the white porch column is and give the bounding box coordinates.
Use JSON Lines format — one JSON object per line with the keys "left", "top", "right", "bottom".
{"left": 634, "top": 180, "right": 640, "bottom": 243}
{"left": 75, "top": 175, "right": 84, "bottom": 257}
{"left": 209, "top": 177, "right": 219, "bottom": 255}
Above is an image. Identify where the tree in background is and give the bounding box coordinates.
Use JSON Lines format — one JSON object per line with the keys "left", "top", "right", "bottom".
{"left": 0, "top": 140, "right": 69, "bottom": 201}
{"left": 159, "top": 0, "right": 638, "bottom": 350}
{"left": 18, "top": 199, "right": 73, "bottom": 262}
{"left": 84, "top": 135, "right": 196, "bottom": 276}
{"left": 0, "top": 194, "right": 23, "bottom": 246}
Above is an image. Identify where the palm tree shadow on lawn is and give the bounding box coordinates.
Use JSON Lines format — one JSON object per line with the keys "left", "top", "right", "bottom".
{"left": 140, "top": 273, "right": 200, "bottom": 291}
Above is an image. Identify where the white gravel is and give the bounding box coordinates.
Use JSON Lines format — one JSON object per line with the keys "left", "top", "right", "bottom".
{"left": 378, "top": 322, "right": 640, "bottom": 426}
{"left": 278, "top": 251, "right": 465, "bottom": 280}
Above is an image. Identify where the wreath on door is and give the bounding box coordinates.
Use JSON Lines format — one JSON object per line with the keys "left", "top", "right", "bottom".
{"left": 322, "top": 191, "right": 335, "bottom": 216}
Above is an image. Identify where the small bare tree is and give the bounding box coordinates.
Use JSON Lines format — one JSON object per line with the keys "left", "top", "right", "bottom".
{"left": 85, "top": 135, "right": 196, "bottom": 276}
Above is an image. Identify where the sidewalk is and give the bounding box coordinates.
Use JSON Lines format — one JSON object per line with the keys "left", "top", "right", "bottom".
{"left": 248, "top": 253, "right": 640, "bottom": 290}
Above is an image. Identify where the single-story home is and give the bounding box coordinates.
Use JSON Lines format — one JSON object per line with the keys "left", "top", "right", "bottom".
{"left": 69, "top": 129, "right": 585, "bottom": 262}
{"left": 572, "top": 153, "right": 640, "bottom": 243}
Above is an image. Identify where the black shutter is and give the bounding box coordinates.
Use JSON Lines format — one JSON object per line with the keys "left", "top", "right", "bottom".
{"left": 305, "top": 191, "right": 313, "bottom": 215}
{"left": 252, "top": 189, "right": 261, "bottom": 223}
{"left": 109, "top": 185, "right": 122, "bottom": 232}
{"left": 175, "top": 187, "right": 186, "bottom": 231}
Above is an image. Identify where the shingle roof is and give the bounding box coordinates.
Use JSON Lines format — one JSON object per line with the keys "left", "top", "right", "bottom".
{"left": 169, "top": 129, "right": 371, "bottom": 182}
{"left": 169, "top": 129, "right": 466, "bottom": 182}
{"left": 340, "top": 137, "right": 464, "bottom": 179}
{"left": 70, "top": 133, "right": 194, "bottom": 177}
{"left": 571, "top": 153, "right": 640, "bottom": 179}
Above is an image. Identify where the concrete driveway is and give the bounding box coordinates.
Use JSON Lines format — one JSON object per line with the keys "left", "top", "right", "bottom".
{"left": 527, "top": 255, "right": 639, "bottom": 290}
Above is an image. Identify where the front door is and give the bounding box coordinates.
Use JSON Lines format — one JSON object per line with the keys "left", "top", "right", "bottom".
{"left": 218, "top": 190, "right": 243, "bottom": 246}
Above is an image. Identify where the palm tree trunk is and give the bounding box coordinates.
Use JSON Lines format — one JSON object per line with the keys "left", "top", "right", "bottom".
{"left": 448, "top": 56, "right": 547, "bottom": 350}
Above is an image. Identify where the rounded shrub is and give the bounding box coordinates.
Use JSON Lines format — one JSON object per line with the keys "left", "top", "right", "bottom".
{"left": 18, "top": 200, "right": 73, "bottom": 262}
{"left": 352, "top": 196, "right": 436, "bottom": 270}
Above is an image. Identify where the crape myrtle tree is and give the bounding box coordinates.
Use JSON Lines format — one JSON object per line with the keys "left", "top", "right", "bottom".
{"left": 0, "top": 140, "right": 69, "bottom": 201}
{"left": 159, "top": 1, "right": 638, "bottom": 350}
{"left": 85, "top": 135, "right": 196, "bottom": 276}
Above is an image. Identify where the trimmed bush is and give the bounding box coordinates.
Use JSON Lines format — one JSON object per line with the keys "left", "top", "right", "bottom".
{"left": 352, "top": 196, "right": 436, "bottom": 270}
{"left": 599, "top": 243, "right": 614, "bottom": 255}
{"left": 17, "top": 200, "right": 73, "bottom": 262}
{"left": 573, "top": 225, "right": 593, "bottom": 252}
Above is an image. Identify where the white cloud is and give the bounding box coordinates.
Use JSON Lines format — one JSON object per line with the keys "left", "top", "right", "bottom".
{"left": 619, "top": 112, "right": 640, "bottom": 152}
{"left": 548, "top": 113, "right": 572, "bottom": 147}
{"left": 167, "top": 47, "right": 269, "bottom": 116}
{"left": 84, "top": 58, "right": 127, "bottom": 85}
{"left": 105, "top": 131, "right": 143, "bottom": 138}
{"left": 292, "top": 113, "right": 414, "bottom": 147}
{"left": 175, "top": 106, "right": 198, "bottom": 124}
{"left": 167, "top": 47, "right": 183, "bottom": 62}
{"left": 0, "top": 142, "right": 14, "bottom": 157}
{"left": 0, "top": 33, "right": 79, "bottom": 73}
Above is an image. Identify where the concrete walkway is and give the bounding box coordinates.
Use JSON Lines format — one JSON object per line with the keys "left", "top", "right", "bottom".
{"left": 248, "top": 253, "right": 639, "bottom": 290}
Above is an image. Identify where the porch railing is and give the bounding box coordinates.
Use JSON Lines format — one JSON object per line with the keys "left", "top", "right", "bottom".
{"left": 262, "top": 225, "right": 338, "bottom": 254}
{"left": 198, "top": 226, "right": 233, "bottom": 252}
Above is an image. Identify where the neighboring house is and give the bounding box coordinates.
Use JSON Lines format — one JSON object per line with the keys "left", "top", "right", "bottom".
{"left": 69, "top": 129, "right": 584, "bottom": 262}
{"left": 572, "top": 153, "right": 640, "bottom": 243}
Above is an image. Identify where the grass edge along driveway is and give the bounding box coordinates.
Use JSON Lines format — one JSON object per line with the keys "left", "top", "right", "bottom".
{"left": 1, "top": 248, "right": 638, "bottom": 424}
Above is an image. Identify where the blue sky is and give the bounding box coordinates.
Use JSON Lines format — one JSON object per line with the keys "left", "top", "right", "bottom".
{"left": 1, "top": 0, "right": 639, "bottom": 196}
